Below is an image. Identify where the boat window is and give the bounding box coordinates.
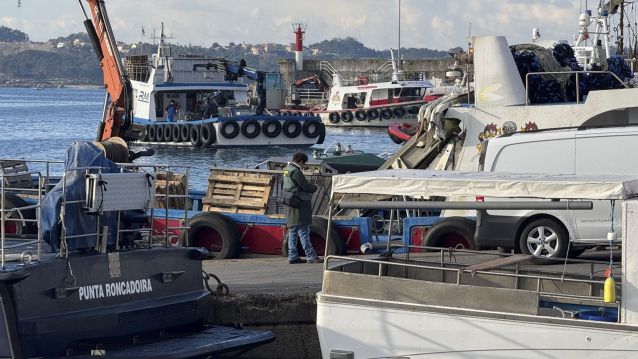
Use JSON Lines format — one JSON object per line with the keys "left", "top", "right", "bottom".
{"left": 370, "top": 89, "right": 390, "bottom": 106}
{"left": 342, "top": 92, "right": 364, "bottom": 109}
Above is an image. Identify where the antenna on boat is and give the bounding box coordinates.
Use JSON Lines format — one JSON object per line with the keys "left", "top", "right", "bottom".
{"left": 398, "top": 0, "right": 401, "bottom": 68}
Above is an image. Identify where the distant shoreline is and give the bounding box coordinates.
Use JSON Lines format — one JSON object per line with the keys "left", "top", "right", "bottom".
{"left": 0, "top": 84, "right": 103, "bottom": 90}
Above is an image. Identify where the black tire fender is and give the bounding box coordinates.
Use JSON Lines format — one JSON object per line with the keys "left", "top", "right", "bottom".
{"left": 163, "top": 124, "right": 173, "bottom": 142}
{"left": 367, "top": 108, "right": 379, "bottom": 120}
{"left": 393, "top": 107, "right": 406, "bottom": 118}
{"left": 408, "top": 105, "right": 420, "bottom": 115}
{"left": 181, "top": 212, "right": 240, "bottom": 259}
{"left": 241, "top": 119, "right": 261, "bottom": 139}
{"left": 328, "top": 112, "right": 340, "bottom": 124}
{"left": 262, "top": 119, "right": 282, "bottom": 138}
{"left": 380, "top": 108, "right": 393, "bottom": 120}
{"left": 189, "top": 125, "right": 202, "bottom": 147}
{"left": 200, "top": 123, "right": 217, "bottom": 147}
{"left": 142, "top": 125, "right": 150, "bottom": 141}
{"left": 302, "top": 120, "right": 322, "bottom": 138}
{"left": 281, "top": 216, "right": 346, "bottom": 257}
{"left": 283, "top": 119, "right": 302, "bottom": 138}
{"left": 341, "top": 111, "right": 353, "bottom": 122}
{"left": 180, "top": 124, "right": 191, "bottom": 142}
{"left": 220, "top": 119, "right": 240, "bottom": 139}
{"left": 147, "top": 125, "right": 157, "bottom": 142}
{"left": 423, "top": 217, "right": 477, "bottom": 250}
{"left": 171, "top": 124, "right": 181, "bottom": 142}
{"left": 155, "top": 125, "right": 164, "bottom": 142}
{"left": 355, "top": 110, "right": 367, "bottom": 121}
{"left": 2, "top": 193, "right": 37, "bottom": 235}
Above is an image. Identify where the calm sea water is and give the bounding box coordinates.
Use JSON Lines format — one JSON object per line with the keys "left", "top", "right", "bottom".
{"left": 0, "top": 87, "right": 400, "bottom": 190}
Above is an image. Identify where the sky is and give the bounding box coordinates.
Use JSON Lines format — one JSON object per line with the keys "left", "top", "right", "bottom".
{"left": 0, "top": 1, "right": 620, "bottom": 51}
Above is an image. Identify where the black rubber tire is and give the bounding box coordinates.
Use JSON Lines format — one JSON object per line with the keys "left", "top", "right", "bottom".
{"left": 155, "top": 125, "right": 164, "bottom": 142}
{"left": 200, "top": 123, "right": 216, "bottom": 147}
{"left": 355, "top": 110, "right": 367, "bottom": 121}
{"left": 393, "top": 107, "right": 406, "bottom": 118}
{"left": 142, "top": 125, "right": 150, "bottom": 141}
{"left": 367, "top": 108, "right": 379, "bottom": 120}
{"left": 2, "top": 193, "right": 37, "bottom": 235}
{"left": 180, "top": 124, "right": 191, "bottom": 142}
{"left": 380, "top": 108, "right": 393, "bottom": 120}
{"left": 220, "top": 120, "right": 240, "bottom": 139}
{"left": 408, "top": 105, "right": 420, "bottom": 115}
{"left": 283, "top": 120, "right": 302, "bottom": 138}
{"left": 181, "top": 212, "right": 240, "bottom": 259}
{"left": 423, "top": 217, "right": 477, "bottom": 250}
{"left": 302, "top": 120, "right": 322, "bottom": 138}
{"left": 519, "top": 218, "right": 569, "bottom": 260}
{"left": 281, "top": 216, "right": 346, "bottom": 257}
{"left": 328, "top": 112, "right": 340, "bottom": 124}
{"left": 147, "top": 125, "right": 157, "bottom": 142}
{"left": 341, "top": 111, "right": 353, "bottom": 122}
{"left": 241, "top": 119, "right": 261, "bottom": 139}
{"left": 162, "top": 124, "right": 173, "bottom": 142}
{"left": 262, "top": 119, "right": 282, "bottom": 138}
{"left": 189, "top": 125, "right": 202, "bottom": 147}
{"left": 171, "top": 124, "right": 181, "bottom": 142}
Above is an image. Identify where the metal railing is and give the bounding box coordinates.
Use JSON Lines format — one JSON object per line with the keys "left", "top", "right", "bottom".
{"left": 524, "top": 70, "right": 629, "bottom": 105}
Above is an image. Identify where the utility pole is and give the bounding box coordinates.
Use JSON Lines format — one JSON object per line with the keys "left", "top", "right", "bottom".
{"left": 619, "top": 2, "right": 625, "bottom": 55}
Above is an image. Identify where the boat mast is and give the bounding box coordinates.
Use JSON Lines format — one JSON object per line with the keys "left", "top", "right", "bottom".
{"left": 398, "top": 0, "right": 401, "bottom": 69}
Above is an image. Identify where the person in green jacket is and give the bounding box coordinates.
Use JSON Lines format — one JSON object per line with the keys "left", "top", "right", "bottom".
{"left": 283, "top": 152, "right": 322, "bottom": 264}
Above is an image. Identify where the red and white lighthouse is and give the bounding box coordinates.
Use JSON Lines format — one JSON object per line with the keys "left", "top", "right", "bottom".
{"left": 292, "top": 23, "right": 306, "bottom": 71}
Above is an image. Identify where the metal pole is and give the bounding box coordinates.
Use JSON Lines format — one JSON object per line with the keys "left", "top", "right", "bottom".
{"left": 1, "top": 174, "right": 5, "bottom": 269}
{"left": 386, "top": 206, "right": 395, "bottom": 252}
{"left": 323, "top": 192, "right": 335, "bottom": 274}
{"left": 338, "top": 200, "right": 594, "bottom": 210}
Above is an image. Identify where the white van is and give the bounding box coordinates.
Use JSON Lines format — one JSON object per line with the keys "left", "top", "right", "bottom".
{"left": 475, "top": 125, "right": 638, "bottom": 258}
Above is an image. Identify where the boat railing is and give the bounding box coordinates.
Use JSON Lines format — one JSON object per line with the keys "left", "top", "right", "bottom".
{"left": 524, "top": 70, "right": 629, "bottom": 105}
{"left": 296, "top": 88, "right": 326, "bottom": 101}
{"left": 324, "top": 248, "right": 617, "bottom": 311}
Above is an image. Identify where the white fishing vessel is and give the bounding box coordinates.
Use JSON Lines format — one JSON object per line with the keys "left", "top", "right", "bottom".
{"left": 317, "top": 169, "right": 638, "bottom": 358}
{"left": 127, "top": 25, "right": 325, "bottom": 148}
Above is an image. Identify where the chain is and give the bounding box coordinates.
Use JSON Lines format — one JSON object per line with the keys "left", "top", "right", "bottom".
{"left": 17, "top": 0, "right": 21, "bottom": 7}
{"left": 202, "top": 271, "right": 229, "bottom": 297}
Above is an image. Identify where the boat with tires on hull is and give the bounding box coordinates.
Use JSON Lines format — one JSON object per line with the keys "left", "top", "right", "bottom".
{"left": 317, "top": 169, "right": 638, "bottom": 358}
{"left": 126, "top": 25, "right": 324, "bottom": 148}
{"left": 0, "top": 142, "right": 274, "bottom": 358}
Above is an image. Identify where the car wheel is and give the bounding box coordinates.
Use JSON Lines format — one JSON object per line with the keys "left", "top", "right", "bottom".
{"left": 519, "top": 218, "right": 568, "bottom": 259}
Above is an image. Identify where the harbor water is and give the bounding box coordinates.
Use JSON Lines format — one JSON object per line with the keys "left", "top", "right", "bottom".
{"left": 0, "top": 87, "right": 400, "bottom": 190}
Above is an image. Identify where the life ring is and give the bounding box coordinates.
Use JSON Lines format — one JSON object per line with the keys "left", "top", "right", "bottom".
{"left": 283, "top": 119, "right": 302, "bottom": 138}
{"left": 181, "top": 212, "right": 240, "bottom": 259}
{"left": 200, "top": 123, "right": 216, "bottom": 147}
{"left": 367, "top": 108, "right": 379, "bottom": 120}
{"left": 302, "top": 120, "right": 322, "bottom": 138}
{"left": 220, "top": 119, "right": 240, "bottom": 139}
{"left": 328, "top": 112, "right": 340, "bottom": 124}
{"left": 171, "top": 124, "right": 181, "bottom": 142}
{"left": 393, "top": 107, "right": 406, "bottom": 118}
{"left": 380, "top": 108, "right": 393, "bottom": 120}
{"left": 147, "top": 125, "right": 157, "bottom": 142}
{"left": 355, "top": 110, "right": 367, "bottom": 121}
{"left": 189, "top": 125, "right": 202, "bottom": 146}
{"left": 423, "top": 217, "right": 477, "bottom": 250}
{"left": 281, "top": 216, "right": 345, "bottom": 257}
{"left": 262, "top": 119, "right": 282, "bottom": 138}
{"left": 241, "top": 119, "right": 261, "bottom": 139}
{"left": 155, "top": 125, "right": 164, "bottom": 142}
{"left": 408, "top": 105, "right": 420, "bottom": 115}
{"left": 341, "top": 111, "right": 354, "bottom": 122}
{"left": 179, "top": 124, "right": 191, "bottom": 142}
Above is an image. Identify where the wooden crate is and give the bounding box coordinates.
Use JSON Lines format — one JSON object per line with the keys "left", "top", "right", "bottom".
{"left": 0, "top": 160, "right": 33, "bottom": 189}
{"left": 155, "top": 172, "right": 189, "bottom": 209}
{"left": 203, "top": 169, "right": 275, "bottom": 214}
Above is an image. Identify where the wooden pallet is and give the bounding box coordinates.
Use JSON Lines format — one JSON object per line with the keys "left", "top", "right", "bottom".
{"left": 203, "top": 169, "right": 275, "bottom": 214}
{"left": 0, "top": 160, "right": 32, "bottom": 189}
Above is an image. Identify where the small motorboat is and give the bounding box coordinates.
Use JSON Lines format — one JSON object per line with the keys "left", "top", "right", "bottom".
{"left": 387, "top": 121, "right": 419, "bottom": 144}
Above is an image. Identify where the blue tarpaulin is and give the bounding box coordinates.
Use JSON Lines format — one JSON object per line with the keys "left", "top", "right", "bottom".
{"left": 40, "top": 141, "right": 119, "bottom": 252}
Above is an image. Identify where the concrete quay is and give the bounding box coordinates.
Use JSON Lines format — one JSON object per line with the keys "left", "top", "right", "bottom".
{"left": 203, "top": 257, "right": 324, "bottom": 359}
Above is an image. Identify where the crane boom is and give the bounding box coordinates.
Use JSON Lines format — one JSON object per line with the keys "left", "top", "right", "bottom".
{"left": 82, "top": 0, "right": 133, "bottom": 141}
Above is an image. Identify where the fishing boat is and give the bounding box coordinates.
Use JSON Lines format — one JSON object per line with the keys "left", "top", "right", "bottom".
{"left": 0, "top": 141, "right": 274, "bottom": 358}
{"left": 308, "top": 51, "right": 464, "bottom": 128}
{"left": 317, "top": 169, "right": 638, "bottom": 358}
{"left": 126, "top": 25, "right": 325, "bottom": 148}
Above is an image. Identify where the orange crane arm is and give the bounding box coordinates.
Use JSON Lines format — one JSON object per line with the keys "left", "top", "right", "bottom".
{"left": 81, "top": 0, "right": 132, "bottom": 141}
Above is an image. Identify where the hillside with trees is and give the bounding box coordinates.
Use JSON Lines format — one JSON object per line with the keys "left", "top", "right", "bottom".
{"left": 0, "top": 26, "right": 451, "bottom": 87}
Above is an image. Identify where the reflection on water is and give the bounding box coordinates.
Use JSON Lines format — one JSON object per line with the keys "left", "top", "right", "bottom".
{"left": 0, "top": 88, "right": 401, "bottom": 190}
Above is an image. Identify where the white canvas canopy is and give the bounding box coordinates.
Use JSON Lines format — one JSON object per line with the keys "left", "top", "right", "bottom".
{"left": 331, "top": 170, "right": 638, "bottom": 200}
